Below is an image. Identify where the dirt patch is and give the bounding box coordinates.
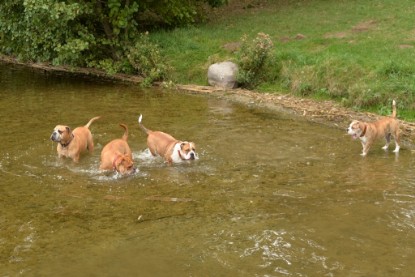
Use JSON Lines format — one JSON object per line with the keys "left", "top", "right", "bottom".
{"left": 352, "top": 20, "right": 377, "bottom": 32}
{"left": 222, "top": 42, "right": 241, "bottom": 52}
{"left": 399, "top": 44, "right": 414, "bottom": 49}
{"left": 278, "top": 33, "right": 307, "bottom": 43}
{"left": 323, "top": 32, "right": 348, "bottom": 39}
{"left": 323, "top": 20, "right": 377, "bottom": 39}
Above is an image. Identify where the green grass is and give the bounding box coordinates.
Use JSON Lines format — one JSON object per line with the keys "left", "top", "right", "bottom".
{"left": 150, "top": 0, "right": 415, "bottom": 120}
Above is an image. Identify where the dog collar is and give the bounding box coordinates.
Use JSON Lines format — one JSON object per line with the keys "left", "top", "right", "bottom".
{"left": 177, "top": 150, "right": 185, "bottom": 160}
{"left": 60, "top": 135, "right": 74, "bottom": 148}
{"left": 360, "top": 125, "right": 367, "bottom": 137}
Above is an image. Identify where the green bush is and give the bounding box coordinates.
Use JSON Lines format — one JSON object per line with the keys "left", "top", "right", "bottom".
{"left": 0, "top": 0, "right": 90, "bottom": 63}
{"left": 235, "top": 32, "right": 279, "bottom": 89}
{"left": 0, "top": 0, "right": 226, "bottom": 80}
{"left": 126, "top": 33, "right": 172, "bottom": 87}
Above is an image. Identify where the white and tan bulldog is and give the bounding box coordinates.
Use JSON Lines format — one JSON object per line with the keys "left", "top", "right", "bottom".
{"left": 347, "top": 100, "right": 400, "bottom": 156}
{"left": 138, "top": 114, "right": 198, "bottom": 164}
{"left": 50, "top": 116, "right": 100, "bottom": 162}
{"left": 100, "top": 124, "right": 135, "bottom": 175}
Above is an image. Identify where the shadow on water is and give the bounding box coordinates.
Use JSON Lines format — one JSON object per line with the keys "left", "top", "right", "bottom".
{"left": 1, "top": 63, "right": 415, "bottom": 276}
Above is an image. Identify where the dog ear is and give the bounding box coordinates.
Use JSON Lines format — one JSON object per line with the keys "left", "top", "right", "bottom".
{"left": 351, "top": 121, "right": 359, "bottom": 129}
{"left": 116, "top": 156, "right": 134, "bottom": 173}
{"left": 113, "top": 156, "right": 125, "bottom": 172}
{"left": 116, "top": 156, "right": 132, "bottom": 166}
{"left": 66, "top": 126, "right": 71, "bottom": 133}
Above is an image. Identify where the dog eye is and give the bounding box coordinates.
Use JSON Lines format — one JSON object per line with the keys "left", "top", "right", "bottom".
{"left": 58, "top": 130, "right": 63, "bottom": 134}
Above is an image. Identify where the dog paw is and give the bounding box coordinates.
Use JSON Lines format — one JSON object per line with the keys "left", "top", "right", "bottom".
{"left": 382, "top": 145, "right": 389, "bottom": 150}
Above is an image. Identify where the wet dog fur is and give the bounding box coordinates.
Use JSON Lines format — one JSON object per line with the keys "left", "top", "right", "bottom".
{"left": 50, "top": 116, "right": 100, "bottom": 162}
{"left": 100, "top": 124, "right": 135, "bottom": 175}
{"left": 138, "top": 114, "right": 198, "bottom": 164}
{"left": 347, "top": 100, "right": 400, "bottom": 156}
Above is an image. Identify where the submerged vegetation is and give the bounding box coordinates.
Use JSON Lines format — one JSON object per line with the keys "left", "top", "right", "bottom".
{"left": 0, "top": 0, "right": 415, "bottom": 119}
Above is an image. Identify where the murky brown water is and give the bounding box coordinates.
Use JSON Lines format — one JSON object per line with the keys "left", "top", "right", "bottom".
{"left": 1, "top": 63, "right": 415, "bottom": 276}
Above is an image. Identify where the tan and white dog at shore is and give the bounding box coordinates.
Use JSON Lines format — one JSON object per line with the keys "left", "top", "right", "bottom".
{"left": 50, "top": 116, "right": 100, "bottom": 162}
{"left": 138, "top": 114, "right": 198, "bottom": 164}
{"left": 347, "top": 100, "right": 400, "bottom": 156}
{"left": 100, "top": 124, "right": 136, "bottom": 175}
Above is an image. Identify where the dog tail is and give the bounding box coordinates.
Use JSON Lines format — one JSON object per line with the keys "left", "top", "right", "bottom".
{"left": 119, "top": 124, "right": 128, "bottom": 141}
{"left": 85, "top": 116, "right": 101, "bottom": 128}
{"left": 138, "top": 114, "right": 150, "bottom": 134}
{"left": 392, "top": 100, "right": 397, "bottom": 118}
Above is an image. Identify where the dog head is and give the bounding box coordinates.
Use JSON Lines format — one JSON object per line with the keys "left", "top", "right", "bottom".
{"left": 347, "top": 120, "right": 365, "bottom": 139}
{"left": 113, "top": 155, "right": 136, "bottom": 175}
{"left": 50, "top": 125, "right": 73, "bottom": 144}
{"left": 178, "top": 141, "right": 198, "bottom": 161}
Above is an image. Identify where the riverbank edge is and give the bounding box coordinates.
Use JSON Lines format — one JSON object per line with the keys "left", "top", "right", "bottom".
{"left": 2, "top": 55, "right": 414, "bottom": 149}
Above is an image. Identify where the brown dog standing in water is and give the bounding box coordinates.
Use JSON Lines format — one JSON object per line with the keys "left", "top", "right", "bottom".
{"left": 50, "top": 116, "right": 100, "bottom": 162}
{"left": 138, "top": 114, "right": 198, "bottom": 164}
{"left": 347, "top": 100, "right": 400, "bottom": 156}
{"left": 100, "top": 124, "right": 135, "bottom": 175}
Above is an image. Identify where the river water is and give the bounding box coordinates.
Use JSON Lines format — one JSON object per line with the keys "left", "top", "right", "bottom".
{"left": 0, "top": 63, "right": 414, "bottom": 276}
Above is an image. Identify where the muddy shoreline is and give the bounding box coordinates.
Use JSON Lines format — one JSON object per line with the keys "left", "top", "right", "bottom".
{"left": 2, "top": 56, "right": 414, "bottom": 149}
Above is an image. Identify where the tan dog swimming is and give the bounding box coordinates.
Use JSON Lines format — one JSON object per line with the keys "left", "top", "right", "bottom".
{"left": 50, "top": 116, "right": 100, "bottom": 162}
{"left": 347, "top": 100, "right": 400, "bottom": 156}
{"left": 138, "top": 114, "right": 198, "bottom": 164}
{"left": 100, "top": 124, "right": 136, "bottom": 175}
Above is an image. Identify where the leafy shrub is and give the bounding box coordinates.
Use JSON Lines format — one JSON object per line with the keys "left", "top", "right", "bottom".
{"left": 87, "top": 59, "right": 123, "bottom": 75}
{"left": 53, "top": 37, "right": 92, "bottom": 66}
{"left": 235, "top": 32, "right": 279, "bottom": 89}
{"left": 0, "top": 0, "right": 226, "bottom": 77}
{"left": 0, "top": 0, "right": 91, "bottom": 63}
{"left": 126, "top": 33, "right": 172, "bottom": 87}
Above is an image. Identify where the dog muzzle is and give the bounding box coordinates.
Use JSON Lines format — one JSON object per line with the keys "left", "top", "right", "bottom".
{"left": 50, "top": 131, "right": 60, "bottom": 142}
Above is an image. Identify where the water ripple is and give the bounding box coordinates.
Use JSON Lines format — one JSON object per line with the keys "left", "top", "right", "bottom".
{"left": 8, "top": 222, "right": 36, "bottom": 264}
{"left": 242, "top": 230, "right": 292, "bottom": 267}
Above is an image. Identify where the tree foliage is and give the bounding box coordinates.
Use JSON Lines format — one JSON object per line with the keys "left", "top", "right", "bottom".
{"left": 0, "top": 0, "right": 227, "bottom": 81}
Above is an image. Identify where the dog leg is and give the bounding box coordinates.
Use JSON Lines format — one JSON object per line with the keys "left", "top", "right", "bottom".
{"left": 382, "top": 133, "right": 391, "bottom": 150}
{"left": 361, "top": 145, "right": 368, "bottom": 156}
{"left": 72, "top": 154, "right": 80, "bottom": 163}
{"left": 148, "top": 145, "right": 157, "bottom": 157}
{"left": 87, "top": 135, "right": 94, "bottom": 154}
{"left": 361, "top": 141, "right": 371, "bottom": 156}
{"left": 393, "top": 131, "right": 400, "bottom": 153}
{"left": 393, "top": 145, "right": 400, "bottom": 153}
{"left": 393, "top": 140, "right": 400, "bottom": 153}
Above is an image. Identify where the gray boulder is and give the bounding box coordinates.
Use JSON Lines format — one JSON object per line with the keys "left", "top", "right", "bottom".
{"left": 207, "top": 61, "right": 238, "bottom": 89}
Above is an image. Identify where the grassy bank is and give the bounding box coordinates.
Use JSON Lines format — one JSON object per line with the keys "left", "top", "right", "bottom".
{"left": 150, "top": 0, "right": 415, "bottom": 120}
